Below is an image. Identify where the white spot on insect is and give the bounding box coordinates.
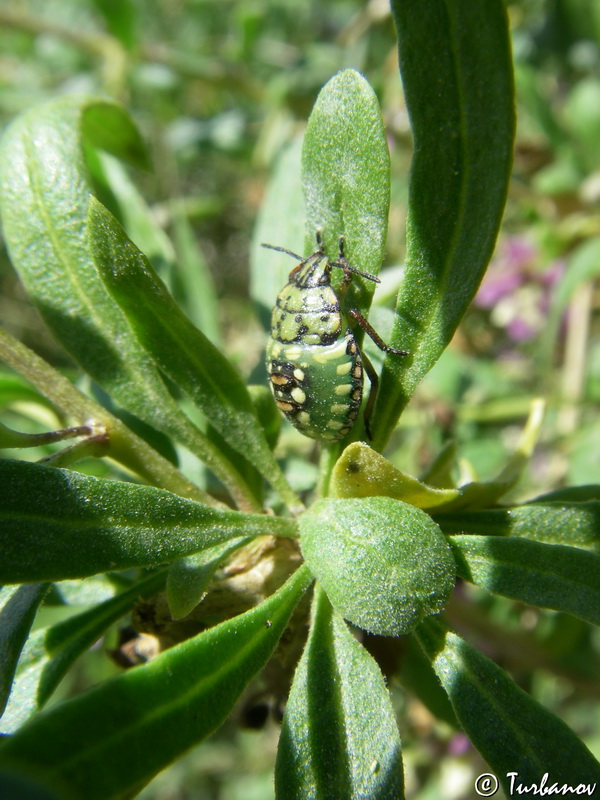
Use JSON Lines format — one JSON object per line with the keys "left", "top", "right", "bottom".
{"left": 293, "top": 368, "right": 305, "bottom": 381}
{"left": 312, "top": 339, "right": 348, "bottom": 364}
{"left": 334, "top": 384, "right": 352, "bottom": 396}
{"left": 330, "top": 403, "right": 349, "bottom": 415}
{"left": 298, "top": 411, "right": 310, "bottom": 425}
{"left": 291, "top": 387, "right": 306, "bottom": 404}
{"left": 336, "top": 361, "right": 352, "bottom": 375}
{"left": 327, "top": 420, "right": 345, "bottom": 430}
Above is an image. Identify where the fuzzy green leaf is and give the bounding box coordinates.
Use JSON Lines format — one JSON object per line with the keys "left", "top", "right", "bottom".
{"left": 276, "top": 588, "right": 404, "bottom": 800}
{"left": 450, "top": 535, "right": 600, "bottom": 626}
{"left": 0, "top": 459, "right": 297, "bottom": 583}
{"left": 0, "top": 566, "right": 313, "bottom": 800}
{"left": 88, "top": 197, "right": 302, "bottom": 513}
{"left": 302, "top": 69, "right": 390, "bottom": 313}
{"left": 415, "top": 619, "right": 600, "bottom": 793}
{"left": 375, "top": 0, "right": 515, "bottom": 446}
{"left": 299, "top": 497, "right": 455, "bottom": 636}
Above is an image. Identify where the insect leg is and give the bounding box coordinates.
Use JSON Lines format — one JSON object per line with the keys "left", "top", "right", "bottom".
{"left": 348, "top": 309, "right": 410, "bottom": 357}
{"left": 329, "top": 236, "right": 382, "bottom": 287}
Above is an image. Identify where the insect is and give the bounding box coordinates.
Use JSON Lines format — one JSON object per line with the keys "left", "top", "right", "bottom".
{"left": 264, "top": 233, "right": 409, "bottom": 442}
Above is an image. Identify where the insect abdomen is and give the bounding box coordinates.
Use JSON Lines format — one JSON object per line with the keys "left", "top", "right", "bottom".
{"left": 266, "top": 333, "right": 363, "bottom": 442}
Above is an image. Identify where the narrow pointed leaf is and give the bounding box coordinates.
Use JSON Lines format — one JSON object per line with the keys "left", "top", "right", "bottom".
{"left": 276, "top": 588, "right": 404, "bottom": 800}
{"left": 299, "top": 497, "right": 455, "bottom": 636}
{"left": 375, "top": 0, "right": 515, "bottom": 446}
{"left": 0, "top": 584, "right": 49, "bottom": 718}
{"left": 166, "top": 538, "right": 251, "bottom": 620}
{"left": 435, "top": 502, "right": 600, "bottom": 552}
{"left": 1, "top": 571, "right": 166, "bottom": 733}
{"left": 88, "top": 197, "right": 302, "bottom": 513}
{"left": 0, "top": 459, "right": 297, "bottom": 583}
{"left": 449, "top": 535, "right": 600, "bottom": 626}
{"left": 415, "top": 619, "right": 600, "bottom": 792}
{"left": 0, "top": 566, "right": 313, "bottom": 800}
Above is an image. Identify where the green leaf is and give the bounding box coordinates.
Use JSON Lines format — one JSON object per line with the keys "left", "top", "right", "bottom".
{"left": 376, "top": 0, "right": 515, "bottom": 446}
{"left": 0, "top": 326, "right": 211, "bottom": 504}
{"left": 93, "top": 0, "right": 137, "bottom": 50}
{"left": 275, "top": 588, "right": 404, "bottom": 800}
{"left": 88, "top": 197, "right": 303, "bottom": 514}
{"left": 415, "top": 619, "right": 600, "bottom": 793}
{"left": 449, "top": 535, "right": 600, "bottom": 626}
{"left": 0, "top": 565, "right": 313, "bottom": 800}
{"left": 527, "top": 486, "right": 600, "bottom": 503}
{"left": 299, "top": 497, "right": 455, "bottom": 636}
{"left": 0, "top": 769, "right": 63, "bottom": 800}
{"left": 302, "top": 69, "right": 390, "bottom": 314}
{"left": 436, "top": 502, "right": 600, "bottom": 552}
{"left": 171, "top": 204, "right": 221, "bottom": 343}
{"left": 166, "top": 539, "right": 251, "bottom": 620}
{"left": 331, "top": 442, "right": 461, "bottom": 508}
{"left": 94, "top": 151, "right": 177, "bottom": 280}
{"left": 0, "top": 96, "right": 261, "bottom": 511}
{"left": 402, "top": 635, "right": 457, "bottom": 728}
{"left": 0, "top": 584, "right": 49, "bottom": 718}
{"left": 1, "top": 571, "right": 166, "bottom": 733}
{"left": 0, "top": 96, "right": 171, "bottom": 426}
{"left": 0, "top": 459, "right": 297, "bottom": 583}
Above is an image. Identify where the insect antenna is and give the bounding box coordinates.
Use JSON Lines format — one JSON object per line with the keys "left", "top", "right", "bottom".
{"left": 261, "top": 243, "right": 304, "bottom": 261}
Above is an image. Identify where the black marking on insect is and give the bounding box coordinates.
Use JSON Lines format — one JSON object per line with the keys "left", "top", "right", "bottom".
{"left": 264, "top": 232, "right": 409, "bottom": 442}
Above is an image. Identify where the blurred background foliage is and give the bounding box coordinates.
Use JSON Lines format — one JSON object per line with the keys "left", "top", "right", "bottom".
{"left": 0, "top": 0, "right": 599, "bottom": 797}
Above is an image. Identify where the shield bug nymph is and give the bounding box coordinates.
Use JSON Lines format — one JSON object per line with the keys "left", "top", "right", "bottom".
{"left": 264, "top": 234, "right": 408, "bottom": 442}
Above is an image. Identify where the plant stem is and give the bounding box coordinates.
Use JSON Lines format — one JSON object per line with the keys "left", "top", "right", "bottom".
{"left": 0, "top": 327, "right": 217, "bottom": 505}
{"left": 316, "top": 443, "right": 341, "bottom": 499}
